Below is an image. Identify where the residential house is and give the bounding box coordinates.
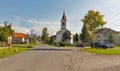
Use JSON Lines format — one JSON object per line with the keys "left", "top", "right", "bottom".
{"left": 95, "top": 28, "right": 120, "bottom": 45}
{"left": 12, "top": 33, "right": 30, "bottom": 44}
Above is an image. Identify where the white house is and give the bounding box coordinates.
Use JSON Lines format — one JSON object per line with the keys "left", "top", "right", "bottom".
{"left": 95, "top": 28, "right": 120, "bottom": 45}
{"left": 55, "top": 12, "right": 73, "bottom": 44}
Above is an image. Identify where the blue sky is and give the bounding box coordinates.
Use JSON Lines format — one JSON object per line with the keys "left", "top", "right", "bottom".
{"left": 0, "top": 0, "right": 120, "bottom": 35}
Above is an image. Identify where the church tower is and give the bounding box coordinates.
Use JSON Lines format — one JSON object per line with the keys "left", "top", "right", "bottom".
{"left": 55, "top": 11, "right": 73, "bottom": 44}
{"left": 61, "top": 12, "right": 66, "bottom": 29}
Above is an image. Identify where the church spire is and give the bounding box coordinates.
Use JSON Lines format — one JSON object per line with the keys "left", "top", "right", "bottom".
{"left": 62, "top": 11, "right": 66, "bottom": 20}
{"left": 61, "top": 11, "right": 67, "bottom": 29}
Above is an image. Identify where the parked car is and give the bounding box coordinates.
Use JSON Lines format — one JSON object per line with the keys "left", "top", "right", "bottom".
{"left": 91, "top": 42, "right": 114, "bottom": 49}
{"left": 76, "top": 42, "right": 85, "bottom": 47}
{"left": 103, "top": 42, "right": 115, "bottom": 48}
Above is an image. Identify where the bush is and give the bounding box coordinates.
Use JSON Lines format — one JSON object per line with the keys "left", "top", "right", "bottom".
{"left": 27, "top": 45, "right": 33, "bottom": 48}
{"left": 59, "top": 42, "right": 66, "bottom": 46}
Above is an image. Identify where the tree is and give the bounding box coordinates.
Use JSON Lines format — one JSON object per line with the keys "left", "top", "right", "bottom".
{"left": 80, "top": 24, "right": 90, "bottom": 43}
{"left": 50, "top": 35, "right": 55, "bottom": 43}
{"left": 0, "top": 24, "right": 14, "bottom": 42}
{"left": 74, "top": 33, "right": 79, "bottom": 42}
{"left": 108, "top": 34, "right": 114, "bottom": 43}
{"left": 41, "top": 28, "right": 49, "bottom": 42}
{"left": 36, "top": 36, "right": 41, "bottom": 41}
{"left": 62, "top": 30, "right": 71, "bottom": 42}
{"left": 32, "top": 34, "right": 37, "bottom": 43}
{"left": 81, "top": 10, "right": 106, "bottom": 46}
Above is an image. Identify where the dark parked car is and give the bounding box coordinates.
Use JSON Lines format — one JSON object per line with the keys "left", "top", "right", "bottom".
{"left": 91, "top": 42, "right": 114, "bottom": 49}
{"left": 76, "top": 43, "right": 85, "bottom": 47}
{"left": 103, "top": 42, "right": 114, "bottom": 48}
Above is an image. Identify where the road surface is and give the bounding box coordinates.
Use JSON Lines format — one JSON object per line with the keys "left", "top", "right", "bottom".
{"left": 0, "top": 44, "right": 120, "bottom": 71}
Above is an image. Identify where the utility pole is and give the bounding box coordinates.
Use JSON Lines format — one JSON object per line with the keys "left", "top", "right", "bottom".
{"left": 31, "top": 29, "right": 33, "bottom": 44}
{"left": 4, "top": 21, "right": 8, "bottom": 26}
{"left": 4, "top": 21, "right": 12, "bottom": 50}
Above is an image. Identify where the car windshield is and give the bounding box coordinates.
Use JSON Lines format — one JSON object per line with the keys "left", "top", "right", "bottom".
{"left": 103, "top": 43, "right": 114, "bottom": 45}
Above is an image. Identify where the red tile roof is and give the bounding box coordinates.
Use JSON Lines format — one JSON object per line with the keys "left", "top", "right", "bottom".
{"left": 25, "top": 34, "right": 30, "bottom": 39}
{"left": 12, "top": 33, "right": 30, "bottom": 38}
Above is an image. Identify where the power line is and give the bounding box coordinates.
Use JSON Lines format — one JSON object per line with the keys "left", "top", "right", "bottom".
{"left": 105, "top": 12, "right": 120, "bottom": 27}
{"left": 108, "top": 19, "right": 120, "bottom": 28}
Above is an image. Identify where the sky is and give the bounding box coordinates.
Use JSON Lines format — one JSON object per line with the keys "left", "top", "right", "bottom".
{"left": 0, "top": 0, "right": 120, "bottom": 36}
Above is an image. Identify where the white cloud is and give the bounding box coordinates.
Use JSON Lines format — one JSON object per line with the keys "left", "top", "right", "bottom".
{"left": 0, "top": 21, "right": 30, "bottom": 34}
{"left": 3, "top": 17, "right": 60, "bottom": 36}
{"left": 27, "top": 18, "right": 42, "bottom": 24}
{"left": 27, "top": 18, "right": 60, "bottom": 36}
{"left": 0, "top": 24, "right": 3, "bottom": 26}
{"left": 12, "top": 26, "right": 30, "bottom": 34}
{"left": 27, "top": 18, "right": 57, "bottom": 25}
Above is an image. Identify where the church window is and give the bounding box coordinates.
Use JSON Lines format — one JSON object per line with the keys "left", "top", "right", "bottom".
{"left": 63, "top": 23, "right": 65, "bottom": 26}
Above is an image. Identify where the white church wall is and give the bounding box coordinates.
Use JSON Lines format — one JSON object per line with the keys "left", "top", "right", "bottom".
{"left": 55, "top": 34, "right": 62, "bottom": 43}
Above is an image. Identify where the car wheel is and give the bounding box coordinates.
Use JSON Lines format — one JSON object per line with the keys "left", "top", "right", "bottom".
{"left": 103, "top": 46, "right": 107, "bottom": 49}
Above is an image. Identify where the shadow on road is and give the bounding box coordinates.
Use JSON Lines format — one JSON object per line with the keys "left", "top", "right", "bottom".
{"left": 31, "top": 48, "right": 72, "bottom": 51}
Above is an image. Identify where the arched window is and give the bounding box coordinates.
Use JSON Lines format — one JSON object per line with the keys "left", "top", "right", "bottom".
{"left": 63, "top": 23, "right": 65, "bottom": 26}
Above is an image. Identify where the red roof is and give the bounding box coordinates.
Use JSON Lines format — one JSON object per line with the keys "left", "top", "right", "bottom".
{"left": 12, "top": 33, "right": 30, "bottom": 38}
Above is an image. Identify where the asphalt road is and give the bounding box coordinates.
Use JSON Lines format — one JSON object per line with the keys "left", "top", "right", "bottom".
{"left": 0, "top": 44, "right": 120, "bottom": 71}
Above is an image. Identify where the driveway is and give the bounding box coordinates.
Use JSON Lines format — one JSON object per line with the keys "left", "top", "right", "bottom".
{"left": 0, "top": 44, "right": 120, "bottom": 71}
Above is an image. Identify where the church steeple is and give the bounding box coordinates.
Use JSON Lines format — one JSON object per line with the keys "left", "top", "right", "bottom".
{"left": 56, "top": 11, "right": 73, "bottom": 44}
{"left": 62, "top": 11, "right": 66, "bottom": 20}
{"left": 61, "top": 11, "right": 67, "bottom": 29}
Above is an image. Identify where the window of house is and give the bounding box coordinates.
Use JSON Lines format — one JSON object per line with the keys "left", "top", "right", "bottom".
{"left": 97, "top": 35, "right": 100, "bottom": 38}
{"left": 104, "top": 40, "right": 108, "bottom": 42}
{"left": 104, "top": 34, "right": 107, "bottom": 37}
{"left": 97, "top": 40, "right": 100, "bottom": 43}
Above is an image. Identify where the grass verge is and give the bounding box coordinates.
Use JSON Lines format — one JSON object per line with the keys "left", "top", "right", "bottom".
{"left": 0, "top": 43, "right": 36, "bottom": 58}
{"left": 80, "top": 46, "right": 120, "bottom": 55}
{"left": 0, "top": 47, "right": 29, "bottom": 58}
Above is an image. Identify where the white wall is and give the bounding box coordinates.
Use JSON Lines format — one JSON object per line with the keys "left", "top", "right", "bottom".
{"left": 22, "top": 38, "right": 25, "bottom": 42}
{"left": 95, "top": 33, "right": 120, "bottom": 45}
{"left": 55, "top": 33, "right": 63, "bottom": 43}
{"left": 55, "top": 31, "right": 73, "bottom": 44}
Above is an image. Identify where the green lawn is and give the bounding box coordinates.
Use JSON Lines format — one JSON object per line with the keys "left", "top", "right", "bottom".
{"left": 80, "top": 46, "right": 120, "bottom": 55}
{"left": 0, "top": 43, "right": 36, "bottom": 58}
{"left": 12, "top": 43, "right": 36, "bottom": 47}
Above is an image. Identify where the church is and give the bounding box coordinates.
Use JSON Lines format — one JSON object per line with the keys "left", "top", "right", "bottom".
{"left": 55, "top": 12, "right": 73, "bottom": 44}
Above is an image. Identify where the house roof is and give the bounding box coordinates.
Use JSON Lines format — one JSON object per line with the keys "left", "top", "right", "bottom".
{"left": 12, "top": 33, "right": 30, "bottom": 38}
{"left": 24, "top": 34, "right": 30, "bottom": 39}
{"left": 95, "top": 28, "right": 119, "bottom": 34}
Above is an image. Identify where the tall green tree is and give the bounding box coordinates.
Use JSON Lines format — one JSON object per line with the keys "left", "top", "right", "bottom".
{"left": 62, "top": 30, "right": 71, "bottom": 42}
{"left": 81, "top": 10, "right": 106, "bottom": 45}
{"left": 80, "top": 24, "right": 90, "bottom": 43}
{"left": 50, "top": 35, "right": 55, "bottom": 43}
{"left": 41, "top": 28, "right": 49, "bottom": 42}
{"left": 108, "top": 34, "right": 114, "bottom": 43}
{"left": 74, "top": 33, "right": 79, "bottom": 42}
